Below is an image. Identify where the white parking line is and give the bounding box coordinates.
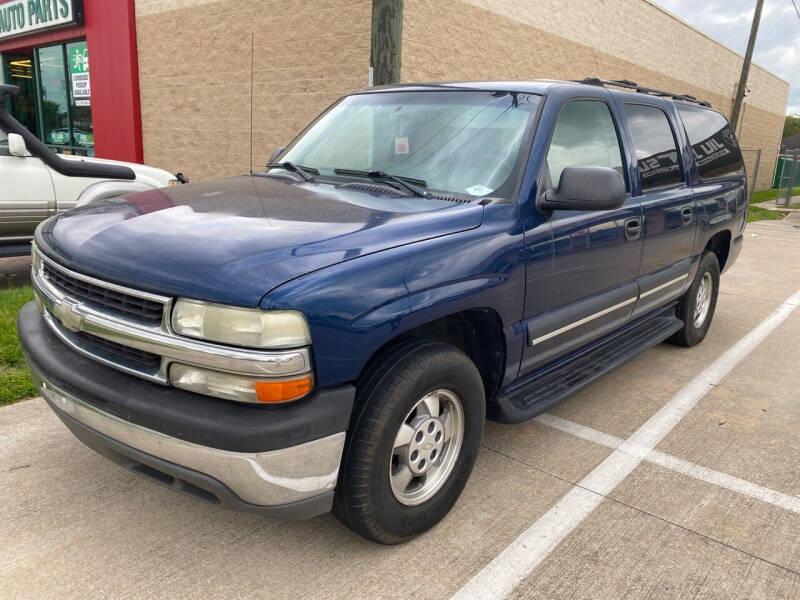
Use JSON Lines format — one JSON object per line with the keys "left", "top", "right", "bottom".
{"left": 536, "top": 413, "right": 800, "bottom": 515}
{"left": 452, "top": 287, "right": 800, "bottom": 600}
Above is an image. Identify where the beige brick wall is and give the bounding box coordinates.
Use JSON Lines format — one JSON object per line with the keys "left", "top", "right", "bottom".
{"left": 134, "top": 0, "right": 370, "bottom": 181}
{"left": 134, "top": 0, "right": 788, "bottom": 190}
{"left": 403, "top": 0, "right": 789, "bottom": 190}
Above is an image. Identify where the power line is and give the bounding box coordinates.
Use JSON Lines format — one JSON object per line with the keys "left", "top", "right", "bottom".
{"left": 792, "top": 0, "right": 800, "bottom": 20}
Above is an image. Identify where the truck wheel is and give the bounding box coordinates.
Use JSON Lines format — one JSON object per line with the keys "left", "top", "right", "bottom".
{"left": 333, "top": 339, "right": 485, "bottom": 544}
{"left": 668, "top": 251, "right": 720, "bottom": 347}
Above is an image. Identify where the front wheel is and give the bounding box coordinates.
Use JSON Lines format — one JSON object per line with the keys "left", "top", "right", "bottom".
{"left": 333, "top": 340, "right": 485, "bottom": 544}
{"left": 668, "top": 250, "right": 720, "bottom": 347}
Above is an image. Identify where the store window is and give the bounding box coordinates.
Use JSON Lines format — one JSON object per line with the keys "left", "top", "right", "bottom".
{"left": 1, "top": 53, "right": 38, "bottom": 136}
{"left": 35, "top": 40, "right": 93, "bottom": 156}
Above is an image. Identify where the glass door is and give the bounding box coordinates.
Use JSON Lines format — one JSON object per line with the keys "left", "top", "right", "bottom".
{"left": 36, "top": 44, "right": 71, "bottom": 152}
{"left": 35, "top": 40, "right": 94, "bottom": 156}
{"left": 65, "top": 40, "right": 93, "bottom": 154}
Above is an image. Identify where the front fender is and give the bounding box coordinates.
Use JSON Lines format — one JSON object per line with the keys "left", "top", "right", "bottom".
{"left": 351, "top": 276, "right": 505, "bottom": 330}
{"left": 261, "top": 204, "right": 526, "bottom": 387}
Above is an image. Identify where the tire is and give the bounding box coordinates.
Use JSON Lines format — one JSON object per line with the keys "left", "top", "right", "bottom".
{"left": 668, "top": 251, "right": 720, "bottom": 347}
{"left": 333, "top": 339, "right": 485, "bottom": 544}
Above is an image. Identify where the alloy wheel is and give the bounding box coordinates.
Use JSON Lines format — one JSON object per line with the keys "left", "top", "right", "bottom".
{"left": 693, "top": 271, "right": 713, "bottom": 328}
{"left": 389, "top": 389, "right": 465, "bottom": 506}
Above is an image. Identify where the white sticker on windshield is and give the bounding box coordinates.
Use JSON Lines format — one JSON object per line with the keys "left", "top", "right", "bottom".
{"left": 465, "top": 184, "right": 493, "bottom": 196}
{"left": 395, "top": 137, "right": 409, "bottom": 154}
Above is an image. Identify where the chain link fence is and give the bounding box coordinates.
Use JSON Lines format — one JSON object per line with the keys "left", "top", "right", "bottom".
{"left": 740, "top": 148, "right": 762, "bottom": 204}
{"left": 773, "top": 151, "right": 799, "bottom": 207}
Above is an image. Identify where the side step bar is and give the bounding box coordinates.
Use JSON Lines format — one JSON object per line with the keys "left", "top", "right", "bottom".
{"left": 489, "top": 307, "right": 683, "bottom": 423}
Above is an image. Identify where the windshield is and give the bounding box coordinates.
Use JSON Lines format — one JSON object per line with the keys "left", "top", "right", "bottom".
{"left": 278, "top": 90, "right": 541, "bottom": 199}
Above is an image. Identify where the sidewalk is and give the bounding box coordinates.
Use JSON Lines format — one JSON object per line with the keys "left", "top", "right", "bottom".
{"left": 753, "top": 196, "right": 800, "bottom": 212}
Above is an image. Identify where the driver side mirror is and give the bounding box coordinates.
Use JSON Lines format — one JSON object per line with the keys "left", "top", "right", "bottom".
{"left": 538, "top": 166, "right": 625, "bottom": 212}
{"left": 8, "top": 132, "right": 29, "bottom": 157}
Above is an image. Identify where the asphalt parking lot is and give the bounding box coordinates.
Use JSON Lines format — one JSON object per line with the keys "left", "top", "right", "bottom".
{"left": 2, "top": 217, "right": 799, "bottom": 600}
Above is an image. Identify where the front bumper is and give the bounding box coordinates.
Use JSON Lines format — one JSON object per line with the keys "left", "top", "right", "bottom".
{"left": 19, "top": 302, "right": 355, "bottom": 519}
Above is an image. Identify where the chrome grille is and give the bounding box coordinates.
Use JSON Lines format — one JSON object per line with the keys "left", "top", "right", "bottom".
{"left": 70, "top": 330, "right": 163, "bottom": 372}
{"left": 31, "top": 246, "right": 312, "bottom": 387}
{"left": 43, "top": 262, "right": 164, "bottom": 325}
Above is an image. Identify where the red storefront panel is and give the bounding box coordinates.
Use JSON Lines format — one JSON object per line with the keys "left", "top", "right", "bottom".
{"left": 0, "top": 0, "right": 142, "bottom": 163}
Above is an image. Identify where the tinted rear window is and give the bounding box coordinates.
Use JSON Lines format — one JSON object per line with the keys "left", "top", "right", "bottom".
{"left": 676, "top": 104, "right": 744, "bottom": 180}
{"left": 624, "top": 104, "right": 683, "bottom": 190}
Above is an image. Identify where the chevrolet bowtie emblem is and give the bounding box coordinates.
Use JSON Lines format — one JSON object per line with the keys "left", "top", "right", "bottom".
{"left": 53, "top": 300, "right": 84, "bottom": 333}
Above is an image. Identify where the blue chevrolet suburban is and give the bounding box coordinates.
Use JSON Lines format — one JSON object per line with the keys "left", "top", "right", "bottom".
{"left": 16, "top": 79, "right": 746, "bottom": 544}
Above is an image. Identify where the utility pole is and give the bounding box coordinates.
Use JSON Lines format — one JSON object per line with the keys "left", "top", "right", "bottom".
{"left": 730, "top": 0, "right": 764, "bottom": 132}
{"left": 371, "top": 0, "right": 403, "bottom": 86}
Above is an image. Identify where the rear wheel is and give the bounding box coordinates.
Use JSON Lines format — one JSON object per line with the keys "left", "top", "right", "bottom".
{"left": 333, "top": 339, "right": 485, "bottom": 544}
{"left": 668, "top": 250, "right": 720, "bottom": 347}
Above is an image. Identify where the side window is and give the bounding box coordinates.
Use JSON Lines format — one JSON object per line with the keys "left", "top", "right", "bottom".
{"left": 546, "top": 100, "right": 624, "bottom": 188}
{"left": 624, "top": 104, "right": 683, "bottom": 190}
{"left": 676, "top": 103, "right": 744, "bottom": 180}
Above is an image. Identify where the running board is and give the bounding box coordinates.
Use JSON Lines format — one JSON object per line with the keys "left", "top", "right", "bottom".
{"left": 489, "top": 307, "right": 683, "bottom": 423}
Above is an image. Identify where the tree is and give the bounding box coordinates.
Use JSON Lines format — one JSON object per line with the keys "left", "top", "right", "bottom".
{"left": 785, "top": 115, "right": 800, "bottom": 139}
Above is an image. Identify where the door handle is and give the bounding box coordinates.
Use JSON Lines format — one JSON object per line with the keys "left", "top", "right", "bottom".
{"left": 624, "top": 217, "right": 642, "bottom": 240}
{"left": 681, "top": 206, "right": 693, "bottom": 225}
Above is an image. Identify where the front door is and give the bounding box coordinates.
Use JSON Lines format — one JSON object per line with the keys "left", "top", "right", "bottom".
{"left": 521, "top": 95, "right": 643, "bottom": 375}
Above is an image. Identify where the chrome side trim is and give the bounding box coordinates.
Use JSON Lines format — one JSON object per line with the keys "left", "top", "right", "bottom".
{"left": 639, "top": 274, "right": 689, "bottom": 299}
{"left": 30, "top": 366, "right": 344, "bottom": 506}
{"left": 530, "top": 297, "right": 637, "bottom": 346}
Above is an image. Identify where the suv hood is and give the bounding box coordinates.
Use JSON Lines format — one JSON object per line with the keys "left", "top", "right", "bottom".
{"left": 36, "top": 175, "right": 485, "bottom": 306}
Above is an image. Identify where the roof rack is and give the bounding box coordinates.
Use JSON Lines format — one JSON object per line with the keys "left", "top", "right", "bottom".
{"left": 574, "top": 78, "right": 711, "bottom": 107}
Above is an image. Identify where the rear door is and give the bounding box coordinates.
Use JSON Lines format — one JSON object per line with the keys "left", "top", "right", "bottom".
{"left": 0, "top": 132, "right": 56, "bottom": 244}
{"left": 521, "top": 93, "right": 643, "bottom": 374}
{"left": 621, "top": 102, "right": 696, "bottom": 319}
{"left": 674, "top": 103, "right": 747, "bottom": 272}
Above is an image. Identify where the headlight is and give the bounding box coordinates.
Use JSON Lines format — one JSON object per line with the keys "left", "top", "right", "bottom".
{"left": 171, "top": 298, "right": 311, "bottom": 349}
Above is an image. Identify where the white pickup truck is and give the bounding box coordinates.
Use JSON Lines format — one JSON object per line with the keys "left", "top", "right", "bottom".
{"left": 0, "top": 84, "right": 184, "bottom": 257}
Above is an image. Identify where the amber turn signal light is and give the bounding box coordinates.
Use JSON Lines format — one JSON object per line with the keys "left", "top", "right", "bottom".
{"left": 255, "top": 376, "right": 313, "bottom": 403}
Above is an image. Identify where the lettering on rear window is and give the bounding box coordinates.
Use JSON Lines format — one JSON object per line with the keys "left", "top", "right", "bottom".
{"left": 676, "top": 104, "right": 745, "bottom": 180}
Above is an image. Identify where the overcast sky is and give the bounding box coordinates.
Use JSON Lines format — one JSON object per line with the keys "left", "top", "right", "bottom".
{"left": 651, "top": 0, "right": 800, "bottom": 115}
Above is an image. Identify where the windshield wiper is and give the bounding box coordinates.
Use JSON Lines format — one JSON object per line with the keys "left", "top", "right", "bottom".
{"left": 333, "top": 168, "right": 431, "bottom": 198}
{"left": 266, "top": 161, "right": 318, "bottom": 182}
